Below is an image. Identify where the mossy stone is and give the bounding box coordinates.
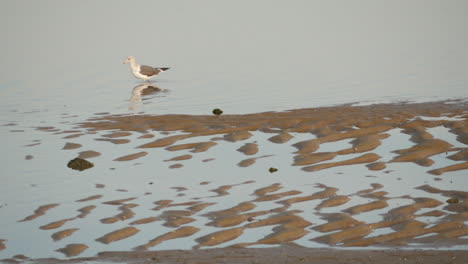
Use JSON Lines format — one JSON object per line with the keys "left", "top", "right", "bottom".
{"left": 212, "top": 108, "right": 223, "bottom": 115}
{"left": 446, "top": 197, "right": 459, "bottom": 204}
{"left": 269, "top": 167, "right": 278, "bottom": 173}
{"left": 67, "top": 158, "right": 94, "bottom": 171}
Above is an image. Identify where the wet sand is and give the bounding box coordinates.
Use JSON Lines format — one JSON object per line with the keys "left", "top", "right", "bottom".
{"left": 70, "top": 101, "right": 467, "bottom": 175}
{"left": 6, "top": 179, "right": 466, "bottom": 262}
{"left": 27, "top": 244, "right": 468, "bottom": 264}
{"left": 2, "top": 101, "right": 467, "bottom": 262}
{"left": 18, "top": 204, "right": 60, "bottom": 222}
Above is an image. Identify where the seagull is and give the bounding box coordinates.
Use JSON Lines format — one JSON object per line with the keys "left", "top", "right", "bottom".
{"left": 123, "top": 56, "right": 170, "bottom": 81}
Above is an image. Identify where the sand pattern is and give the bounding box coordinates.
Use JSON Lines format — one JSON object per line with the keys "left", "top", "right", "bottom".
{"left": 2, "top": 101, "right": 467, "bottom": 260}
{"left": 6, "top": 181, "right": 468, "bottom": 258}
{"left": 56, "top": 101, "right": 468, "bottom": 175}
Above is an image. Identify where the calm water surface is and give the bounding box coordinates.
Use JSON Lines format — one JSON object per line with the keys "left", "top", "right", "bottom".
{"left": 1, "top": 0, "right": 468, "bottom": 259}
{"left": 1, "top": 0, "right": 467, "bottom": 118}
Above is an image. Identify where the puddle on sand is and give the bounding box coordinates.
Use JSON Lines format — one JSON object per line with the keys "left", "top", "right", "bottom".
{"left": 0, "top": 101, "right": 467, "bottom": 260}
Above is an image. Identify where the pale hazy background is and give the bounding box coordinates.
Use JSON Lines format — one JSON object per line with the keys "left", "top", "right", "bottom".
{"left": 1, "top": 0, "right": 467, "bottom": 117}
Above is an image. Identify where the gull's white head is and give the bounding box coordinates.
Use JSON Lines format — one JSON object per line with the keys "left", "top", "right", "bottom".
{"left": 123, "top": 56, "right": 136, "bottom": 64}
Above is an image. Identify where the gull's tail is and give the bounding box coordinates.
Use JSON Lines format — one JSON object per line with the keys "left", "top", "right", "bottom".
{"left": 158, "top": 67, "right": 170, "bottom": 72}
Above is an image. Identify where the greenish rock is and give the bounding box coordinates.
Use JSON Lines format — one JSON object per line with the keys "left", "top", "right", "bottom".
{"left": 446, "top": 197, "right": 459, "bottom": 204}
{"left": 67, "top": 158, "right": 94, "bottom": 171}
{"left": 212, "top": 108, "right": 223, "bottom": 115}
{"left": 269, "top": 167, "right": 278, "bottom": 173}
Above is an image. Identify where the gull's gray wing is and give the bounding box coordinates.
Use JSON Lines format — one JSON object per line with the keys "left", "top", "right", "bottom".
{"left": 139, "top": 65, "right": 161, "bottom": 76}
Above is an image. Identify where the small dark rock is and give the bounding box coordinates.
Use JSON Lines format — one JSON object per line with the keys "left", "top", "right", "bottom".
{"left": 212, "top": 108, "right": 223, "bottom": 115}
{"left": 446, "top": 197, "right": 459, "bottom": 204}
{"left": 269, "top": 167, "right": 278, "bottom": 173}
{"left": 13, "top": 255, "right": 29, "bottom": 260}
{"left": 67, "top": 158, "right": 94, "bottom": 171}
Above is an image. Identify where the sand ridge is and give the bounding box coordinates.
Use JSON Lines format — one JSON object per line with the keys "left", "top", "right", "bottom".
{"left": 3, "top": 101, "right": 467, "bottom": 260}
{"left": 4, "top": 179, "right": 468, "bottom": 259}
{"left": 51, "top": 101, "right": 468, "bottom": 175}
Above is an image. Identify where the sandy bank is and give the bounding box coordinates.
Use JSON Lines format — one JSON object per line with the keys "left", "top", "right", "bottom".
{"left": 29, "top": 244, "right": 468, "bottom": 264}
{"left": 68, "top": 101, "right": 468, "bottom": 175}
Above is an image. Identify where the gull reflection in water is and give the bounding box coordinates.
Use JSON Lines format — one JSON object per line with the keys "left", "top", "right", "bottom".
{"left": 129, "top": 82, "right": 167, "bottom": 110}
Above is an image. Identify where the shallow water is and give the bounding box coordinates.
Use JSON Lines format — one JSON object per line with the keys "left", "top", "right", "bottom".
{"left": 1, "top": 1, "right": 468, "bottom": 117}
{"left": 2, "top": 104, "right": 468, "bottom": 259}
{"left": 1, "top": 0, "right": 468, "bottom": 261}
